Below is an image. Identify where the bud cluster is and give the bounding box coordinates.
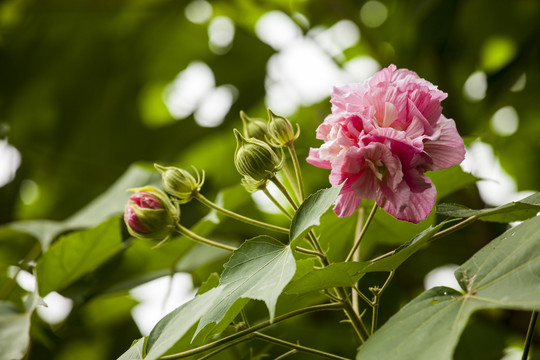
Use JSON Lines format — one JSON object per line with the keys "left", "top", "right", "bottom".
{"left": 234, "top": 109, "right": 299, "bottom": 192}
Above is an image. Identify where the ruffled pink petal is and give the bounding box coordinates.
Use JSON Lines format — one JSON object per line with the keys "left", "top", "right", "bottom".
{"left": 334, "top": 188, "right": 362, "bottom": 217}
{"left": 306, "top": 148, "right": 332, "bottom": 169}
{"left": 423, "top": 116, "right": 465, "bottom": 171}
{"left": 396, "top": 175, "right": 436, "bottom": 224}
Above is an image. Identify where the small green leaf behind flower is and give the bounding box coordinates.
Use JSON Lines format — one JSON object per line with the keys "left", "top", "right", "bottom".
{"left": 289, "top": 185, "right": 343, "bottom": 248}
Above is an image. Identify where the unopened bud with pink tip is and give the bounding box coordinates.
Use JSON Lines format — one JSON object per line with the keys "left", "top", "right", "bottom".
{"left": 124, "top": 186, "right": 179, "bottom": 239}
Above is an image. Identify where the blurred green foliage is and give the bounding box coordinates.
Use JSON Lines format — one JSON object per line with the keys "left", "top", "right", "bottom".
{"left": 1, "top": 0, "right": 540, "bottom": 359}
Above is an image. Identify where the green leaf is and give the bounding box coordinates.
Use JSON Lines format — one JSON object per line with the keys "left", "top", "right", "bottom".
{"left": 357, "top": 214, "right": 540, "bottom": 360}
{"left": 144, "top": 288, "right": 222, "bottom": 360}
{"left": 357, "top": 286, "right": 476, "bottom": 360}
{"left": 0, "top": 302, "right": 31, "bottom": 360}
{"left": 36, "top": 217, "right": 124, "bottom": 296}
{"left": 437, "top": 192, "right": 540, "bottom": 223}
{"left": 286, "top": 222, "right": 448, "bottom": 294}
{"left": 117, "top": 337, "right": 146, "bottom": 360}
{"left": 195, "top": 235, "right": 296, "bottom": 333}
{"left": 7, "top": 163, "right": 158, "bottom": 249}
{"left": 140, "top": 236, "right": 296, "bottom": 360}
{"left": 290, "top": 185, "right": 343, "bottom": 246}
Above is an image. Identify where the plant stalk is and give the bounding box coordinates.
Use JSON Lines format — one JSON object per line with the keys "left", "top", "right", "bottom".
{"left": 161, "top": 302, "right": 345, "bottom": 359}
{"left": 254, "top": 332, "right": 351, "bottom": 360}
{"left": 271, "top": 176, "right": 299, "bottom": 211}
{"left": 522, "top": 311, "right": 538, "bottom": 360}
{"left": 196, "top": 193, "right": 289, "bottom": 234}
{"left": 175, "top": 223, "right": 237, "bottom": 252}
{"left": 287, "top": 144, "right": 305, "bottom": 202}
{"left": 345, "top": 204, "right": 377, "bottom": 262}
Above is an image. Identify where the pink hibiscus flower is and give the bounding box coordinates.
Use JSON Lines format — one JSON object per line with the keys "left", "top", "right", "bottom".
{"left": 307, "top": 65, "right": 465, "bottom": 223}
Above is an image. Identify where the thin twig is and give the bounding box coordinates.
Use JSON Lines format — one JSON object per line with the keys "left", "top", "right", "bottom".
{"left": 254, "top": 332, "right": 351, "bottom": 360}
{"left": 271, "top": 176, "right": 299, "bottom": 210}
{"left": 196, "top": 193, "right": 289, "bottom": 234}
{"left": 522, "top": 311, "right": 538, "bottom": 360}
{"left": 345, "top": 204, "right": 377, "bottom": 262}
{"left": 161, "top": 303, "right": 345, "bottom": 359}
{"left": 263, "top": 187, "right": 293, "bottom": 219}
{"left": 175, "top": 223, "right": 237, "bottom": 252}
{"left": 287, "top": 144, "right": 305, "bottom": 202}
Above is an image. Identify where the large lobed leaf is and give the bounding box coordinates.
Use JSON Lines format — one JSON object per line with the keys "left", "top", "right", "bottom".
{"left": 437, "top": 192, "right": 540, "bottom": 223}
{"left": 356, "top": 214, "right": 540, "bottom": 360}
{"left": 119, "top": 235, "right": 296, "bottom": 360}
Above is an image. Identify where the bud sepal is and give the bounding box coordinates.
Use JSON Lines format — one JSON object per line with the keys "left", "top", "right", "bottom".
{"left": 155, "top": 164, "right": 204, "bottom": 204}
{"left": 266, "top": 108, "right": 300, "bottom": 147}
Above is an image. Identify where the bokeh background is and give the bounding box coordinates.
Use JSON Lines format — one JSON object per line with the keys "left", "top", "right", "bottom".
{"left": 1, "top": 0, "right": 540, "bottom": 359}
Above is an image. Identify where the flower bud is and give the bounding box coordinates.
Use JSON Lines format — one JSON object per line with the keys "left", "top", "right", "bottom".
{"left": 240, "top": 111, "right": 269, "bottom": 141}
{"left": 155, "top": 164, "right": 204, "bottom": 204}
{"left": 267, "top": 108, "right": 300, "bottom": 147}
{"left": 233, "top": 129, "right": 283, "bottom": 182}
{"left": 124, "top": 186, "right": 179, "bottom": 239}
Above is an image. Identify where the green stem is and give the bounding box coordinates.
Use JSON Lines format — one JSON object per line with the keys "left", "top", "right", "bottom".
{"left": 271, "top": 176, "right": 299, "bottom": 211}
{"left": 196, "top": 193, "right": 289, "bottom": 234}
{"left": 296, "top": 246, "right": 326, "bottom": 258}
{"left": 341, "top": 295, "right": 369, "bottom": 343}
{"left": 522, "top": 311, "right": 538, "bottom": 360}
{"left": 161, "top": 303, "right": 345, "bottom": 359}
{"left": 195, "top": 335, "right": 252, "bottom": 360}
{"left": 287, "top": 144, "right": 305, "bottom": 202}
{"left": 430, "top": 215, "right": 479, "bottom": 242}
{"left": 369, "top": 215, "right": 479, "bottom": 263}
{"left": 254, "top": 332, "right": 351, "bottom": 360}
{"left": 370, "top": 271, "right": 394, "bottom": 334}
{"left": 282, "top": 162, "right": 301, "bottom": 204}
{"left": 274, "top": 349, "right": 298, "bottom": 360}
{"left": 175, "top": 223, "right": 237, "bottom": 252}
{"left": 262, "top": 187, "right": 293, "bottom": 219}
{"left": 345, "top": 204, "right": 377, "bottom": 262}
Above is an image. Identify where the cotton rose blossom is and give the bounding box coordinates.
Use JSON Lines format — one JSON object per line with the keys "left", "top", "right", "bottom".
{"left": 307, "top": 65, "right": 465, "bottom": 223}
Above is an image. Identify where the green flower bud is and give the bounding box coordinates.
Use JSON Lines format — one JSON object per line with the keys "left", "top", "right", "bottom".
{"left": 267, "top": 108, "right": 300, "bottom": 147}
{"left": 240, "top": 111, "right": 269, "bottom": 141}
{"left": 155, "top": 164, "right": 204, "bottom": 204}
{"left": 233, "top": 129, "right": 283, "bottom": 182}
{"left": 124, "top": 186, "right": 179, "bottom": 240}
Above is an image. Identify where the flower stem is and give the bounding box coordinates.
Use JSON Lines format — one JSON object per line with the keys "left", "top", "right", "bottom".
{"left": 295, "top": 246, "right": 326, "bottom": 258}
{"left": 274, "top": 349, "right": 298, "bottom": 360}
{"left": 263, "top": 187, "right": 293, "bottom": 219}
{"left": 271, "top": 176, "right": 299, "bottom": 211}
{"left": 254, "top": 332, "right": 351, "bottom": 360}
{"left": 161, "top": 302, "right": 345, "bottom": 359}
{"left": 345, "top": 204, "right": 377, "bottom": 262}
{"left": 287, "top": 144, "right": 305, "bottom": 202}
{"left": 522, "top": 311, "right": 538, "bottom": 360}
{"left": 369, "top": 215, "right": 479, "bottom": 263}
{"left": 370, "top": 271, "right": 394, "bottom": 334}
{"left": 175, "top": 223, "right": 237, "bottom": 252}
{"left": 195, "top": 193, "right": 289, "bottom": 234}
